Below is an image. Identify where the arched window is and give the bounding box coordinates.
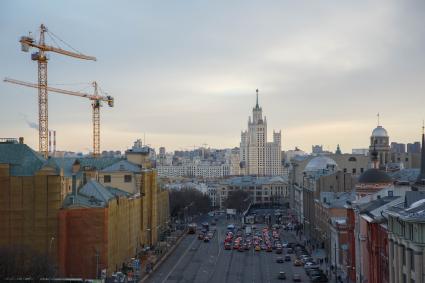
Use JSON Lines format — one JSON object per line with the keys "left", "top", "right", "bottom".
{"left": 348, "top": 157, "right": 357, "bottom": 162}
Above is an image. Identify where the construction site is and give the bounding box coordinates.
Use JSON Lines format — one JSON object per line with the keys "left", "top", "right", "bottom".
{"left": 0, "top": 24, "right": 171, "bottom": 280}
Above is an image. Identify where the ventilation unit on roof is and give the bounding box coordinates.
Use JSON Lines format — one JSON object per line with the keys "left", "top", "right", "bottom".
{"left": 388, "top": 190, "right": 393, "bottom": 197}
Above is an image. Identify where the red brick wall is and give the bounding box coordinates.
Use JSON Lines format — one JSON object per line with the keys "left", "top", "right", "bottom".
{"left": 346, "top": 208, "right": 356, "bottom": 282}
{"left": 58, "top": 208, "right": 108, "bottom": 279}
{"left": 368, "top": 223, "right": 389, "bottom": 283}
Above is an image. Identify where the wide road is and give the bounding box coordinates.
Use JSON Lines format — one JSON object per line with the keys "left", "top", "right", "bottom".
{"left": 146, "top": 215, "right": 311, "bottom": 283}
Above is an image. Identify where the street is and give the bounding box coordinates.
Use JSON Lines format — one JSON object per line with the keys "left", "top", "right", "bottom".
{"left": 146, "top": 215, "right": 311, "bottom": 283}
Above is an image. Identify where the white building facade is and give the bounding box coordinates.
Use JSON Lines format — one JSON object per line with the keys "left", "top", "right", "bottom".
{"left": 157, "top": 163, "right": 230, "bottom": 178}
{"left": 240, "top": 90, "right": 283, "bottom": 176}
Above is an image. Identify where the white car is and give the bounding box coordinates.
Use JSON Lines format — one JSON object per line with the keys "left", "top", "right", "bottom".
{"left": 304, "top": 261, "right": 319, "bottom": 270}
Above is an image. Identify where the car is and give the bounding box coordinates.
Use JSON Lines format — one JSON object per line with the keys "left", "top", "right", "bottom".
{"left": 204, "top": 237, "right": 210, "bottom": 242}
{"left": 198, "top": 233, "right": 204, "bottom": 240}
{"left": 287, "top": 248, "right": 294, "bottom": 254}
{"left": 276, "top": 247, "right": 283, "bottom": 254}
{"left": 307, "top": 269, "right": 323, "bottom": 278}
{"left": 293, "top": 259, "right": 303, "bottom": 266}
{"left": 284, "top": 255, "right": 291, "bottom": 261}
{"left": 304, "top": 262, "right": 319, "bottom": 270}
{"left": 311, "top": 274, "right": 328, "bottom": 282}
{"left": 282, "top": 241, "right": 288, "bottom": 248}
{"left": 224, "top": 243, "right": 232, "bottom": 250}
{"left": 278, "top": 271, "right": 287, "bottom": 280}
{"left": 238, "top": 245, "right": 244, "bottom": 252}
{"left": 267, "top": 246, "right": 273, "bottom": 252}
{"left": 207, "top": 232, "right": 214, "bottom": 238}
{"left": 261, "top": 244, "right": 267, "bottom": 250}
{"left": 255, "top": 245, "right": 261, "bottom": 251}
{"left": 276, "top": 257, "right": 284, "bottom": 263}
{"left": 292, "top": 273, "right": 301, "bottom": 282}
{"left": 301, "top": 256, "right": 313, "bottom": 264}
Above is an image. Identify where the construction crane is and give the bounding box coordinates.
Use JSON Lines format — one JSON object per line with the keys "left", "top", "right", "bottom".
{"left": 17, "top": 24, "right": 96, "bottom": 158}
{"left": 4, "top": 78, "right": 113, "bottom": 157}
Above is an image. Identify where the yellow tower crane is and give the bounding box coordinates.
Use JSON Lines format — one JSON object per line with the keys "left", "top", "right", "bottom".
{"left": 4, "top": 78, "right": 113, "bottom": 157}
{"left": 18, "top": 24, "right": 96, "bottom": 158}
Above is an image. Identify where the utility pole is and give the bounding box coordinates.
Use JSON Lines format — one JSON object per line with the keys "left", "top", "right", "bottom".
{"left": 335, "top": 241, "right": 337, "bottom": 283}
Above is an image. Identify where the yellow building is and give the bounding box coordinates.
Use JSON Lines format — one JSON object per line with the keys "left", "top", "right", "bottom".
{"left": 0, "top": 140, "right": 66, "bottom": 263}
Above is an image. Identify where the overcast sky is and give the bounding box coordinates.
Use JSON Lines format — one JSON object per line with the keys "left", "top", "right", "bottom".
{"left": 1, "top": 1, "right": 424, "bottom": 153}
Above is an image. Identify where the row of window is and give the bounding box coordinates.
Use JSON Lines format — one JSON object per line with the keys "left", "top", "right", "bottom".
{"left": 103, "top": 174, "right": 132, "bottom": 183}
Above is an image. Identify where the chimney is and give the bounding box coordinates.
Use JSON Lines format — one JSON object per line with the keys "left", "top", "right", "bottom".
{"left": 19, "top": 137, "right": 24, "bottom": 144}
{"left": 72, "top": 174, "right": 77, "bottom": 203}
{"left": 72, "top": 159, "right": 81, "bottom": 174}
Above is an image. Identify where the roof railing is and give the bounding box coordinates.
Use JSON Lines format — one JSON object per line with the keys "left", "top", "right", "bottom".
{"left": 0, "top": 138, "right": 18, "bottom": 144}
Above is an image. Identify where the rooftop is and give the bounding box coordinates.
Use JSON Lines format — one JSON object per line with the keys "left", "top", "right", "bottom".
{"left": 0, "top": 143, "right": 56, "bottom": 176}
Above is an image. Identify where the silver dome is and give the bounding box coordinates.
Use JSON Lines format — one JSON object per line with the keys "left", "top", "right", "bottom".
{"left": 371, "top": 126, "right": 388, "bottom": 137}
{"left": 304, "top": 156, "right": 338, "bottom": 172}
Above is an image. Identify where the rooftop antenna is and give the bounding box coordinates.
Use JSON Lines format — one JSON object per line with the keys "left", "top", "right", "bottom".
{"left": 377, "top": 113, "right": 380, "bottom": 126}
{"left": 256, "top": 88, "right": 259, "bottom": 108}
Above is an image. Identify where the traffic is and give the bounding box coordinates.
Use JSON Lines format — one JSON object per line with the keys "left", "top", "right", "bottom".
{"left": 193, "top": 217, "right": 329, "bottom": 282}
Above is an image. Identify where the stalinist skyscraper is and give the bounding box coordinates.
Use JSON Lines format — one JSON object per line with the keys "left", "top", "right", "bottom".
{"left": 240, "top": 89, "right": 283, "bottom": 176}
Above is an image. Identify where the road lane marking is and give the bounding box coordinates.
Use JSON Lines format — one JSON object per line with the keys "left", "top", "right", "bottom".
{"left": 161, "top": 235, "right": 197, "bottom": 283}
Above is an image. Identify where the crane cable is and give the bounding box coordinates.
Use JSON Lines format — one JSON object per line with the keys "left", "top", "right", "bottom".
{"left": 47, "top": 29, "right": 83, "bottom": 55}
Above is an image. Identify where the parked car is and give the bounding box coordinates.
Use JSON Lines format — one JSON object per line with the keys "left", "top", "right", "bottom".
{"left": 307, "top": 268, "right": 323, "bottom": 278}
{"left": 293, "top": 259, "right": 303, "bottom": 266}
{"left": 284, "top": 255, "right": 291, "bottom": 261}
{"left": 304, "top": 261, "right": 319, "bottom": 270}
{"left": 278, "top": 271, "right": 287, "bottom": 280}
{"left": 311, "top": 274, "right": 328, "bottom": 282}
{"left": 293, "top": 273, "right": 301, "bottom": 282}
{"left": 276, "top": 257, "right": 284, "bottom": 263}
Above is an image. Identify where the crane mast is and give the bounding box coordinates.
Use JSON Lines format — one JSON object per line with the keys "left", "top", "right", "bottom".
{"left": 35, "top": 25, "right": 48, "bottom": 158}
{"left": 92, "top": 82, "right": 101, "bottom": 157}
{"left": 17, "top": 24, "right": 96, "bottom": 158}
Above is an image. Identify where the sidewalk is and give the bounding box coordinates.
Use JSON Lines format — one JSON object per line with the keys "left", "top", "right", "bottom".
{"left": 139, "top": 228, "right": 187, "bottom": 282}
{"left": 288, "top": 230, "right": 348, "bottom": 282}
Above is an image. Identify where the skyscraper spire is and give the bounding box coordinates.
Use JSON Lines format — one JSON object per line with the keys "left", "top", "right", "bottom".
{"left": 256, "top": 88, "right": 259, "bottom": 108}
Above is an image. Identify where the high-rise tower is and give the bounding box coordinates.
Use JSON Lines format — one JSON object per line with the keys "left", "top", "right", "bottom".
{"left": 240, "top": 89, "right": 283, "bottom": 176}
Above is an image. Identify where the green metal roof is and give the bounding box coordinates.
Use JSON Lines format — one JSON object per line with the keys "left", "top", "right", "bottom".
{"left": 0, "top": 143, "right": 49, "bottom": 176}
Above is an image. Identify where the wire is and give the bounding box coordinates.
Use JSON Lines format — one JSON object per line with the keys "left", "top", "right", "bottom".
{"left": 47, "top": 30, "right": 83, "bottom": 55}
{"left": 46, "top": 32, "right": 62, "bottom": 49}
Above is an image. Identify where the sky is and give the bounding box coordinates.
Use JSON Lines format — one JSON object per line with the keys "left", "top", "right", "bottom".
{"left": 1, "top": 1, "right": 425, "bottom": 154}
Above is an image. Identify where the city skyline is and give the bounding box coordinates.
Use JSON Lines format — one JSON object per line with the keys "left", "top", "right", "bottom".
{"left": 1, "top": 1, "right": 425, "bottom": 153}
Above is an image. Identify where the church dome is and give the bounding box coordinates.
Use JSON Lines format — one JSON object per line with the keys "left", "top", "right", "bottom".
{"left": 358, "top": 168, "right": 392, "bottom": 184}
{"left": 305, "top": 156, "right": 338, "bottom": 172}
{"left": 372, "top": 126, "right": 388, "bottom": 137}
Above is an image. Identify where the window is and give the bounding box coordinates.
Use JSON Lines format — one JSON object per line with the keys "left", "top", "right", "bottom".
{"left": 104, "top": 175, "right": 111, "bottom": 183}
{"left": 360, "top": 168, "right": 364, "bottom": 173}
{"left": 124, "top": 175, "right": 132, "bottom": 183}
{"left": 411, "top": 250, "right": 415, "bottom": 271}
{"left": 343, "top": 168, "right": 347, "bottom": 173}
{"left": 352, "top": 168, "right": 357, "bottom": 174}
{"left": 402, "top": 246, "right": 406, "bottom": 265}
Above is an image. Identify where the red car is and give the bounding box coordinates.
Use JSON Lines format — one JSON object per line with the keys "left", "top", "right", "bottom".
{"left": 224, "top": 243, "right": 232, "bottom": 250}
